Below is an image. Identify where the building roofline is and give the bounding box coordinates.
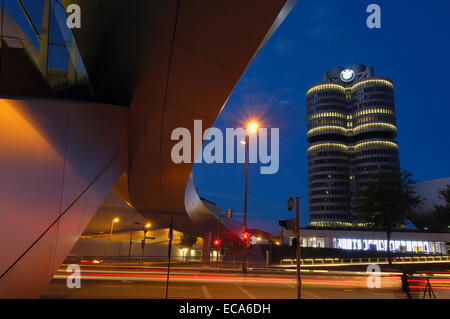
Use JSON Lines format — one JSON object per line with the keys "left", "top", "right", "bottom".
{"left": 306, "top": 76, "right": 394, "bottom": 94}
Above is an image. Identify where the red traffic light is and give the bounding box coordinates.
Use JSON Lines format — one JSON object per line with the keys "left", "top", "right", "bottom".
{"left": 227, "top": 209, "right": 232, "bottom": 220}
{"left": 213, "top": 239, "right": 220, "bottom": 246}
{"left": 242, "top": 232, "right": 250, "bottom": 240}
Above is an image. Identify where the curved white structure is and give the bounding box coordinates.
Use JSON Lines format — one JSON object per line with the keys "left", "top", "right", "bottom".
{"left": 0, "top": 0, "right": 297, "bottom": 297}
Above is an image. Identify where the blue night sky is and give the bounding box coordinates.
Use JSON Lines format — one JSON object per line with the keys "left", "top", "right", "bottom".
{"left": 195, "top": 0, "right": 450, "bottom": 234}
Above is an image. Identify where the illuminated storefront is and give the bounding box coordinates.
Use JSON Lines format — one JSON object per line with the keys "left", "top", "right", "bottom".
{"left": 332, "top": 237, "right": 446, "bottom": 254}
{"left": 279, "top": 226, "right": 450, "bottom": 255}
{"left": 299, "top": 237, "right": 326, "bottom": 248}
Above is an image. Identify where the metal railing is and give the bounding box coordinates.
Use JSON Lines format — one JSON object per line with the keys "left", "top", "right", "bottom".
{"left": 280, "top": 255, "right": 450, "bottom": 266}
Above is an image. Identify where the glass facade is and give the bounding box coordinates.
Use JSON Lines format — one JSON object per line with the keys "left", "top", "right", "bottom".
{"left": 299, "top": 236, "right": 325, "bottom": 248}
{"left": 332, "top": 237, "right": 447, "bottom": 255}
{"left": 307, "top": 65, "right": 400, "bottom": 228}
{"left": 0, "top": 0, "right": 92, "bottom": 96}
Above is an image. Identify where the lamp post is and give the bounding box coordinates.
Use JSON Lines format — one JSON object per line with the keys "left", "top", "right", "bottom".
{"left": 110, "top": 218, "right": 119, "bottom": 238}
{"left": 287, "top": 195, "right": 301, "bottom": 299}
{"left": 140, "top": 223, "right": 151, "bottom": 266}
{"left": 128, "top": 221, "right": 142, "bottom": 261}
{"left": 215, "top": 210, "right": 232, "bottom": 269}
{"left": 108, "top": 218, "right": 119, "bottom": 260}
{"left": 295, "top": 197, "right": 301, "bottom": 299}
{"left": 241, "top": 121, "right": 258, "bottom": 273}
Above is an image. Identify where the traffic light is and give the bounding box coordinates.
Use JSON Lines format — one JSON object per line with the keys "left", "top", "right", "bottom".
{"left": 213, "top": 239, "right": 220, "bottom": 247}
{"left": 242, "top": 232, "right": 252, "bottom": 248}
{"left": 227, "top": 209, "right": 232, "bottom": 220}
{"left": 242, "top": 232, "right": 251, "bottom": 248}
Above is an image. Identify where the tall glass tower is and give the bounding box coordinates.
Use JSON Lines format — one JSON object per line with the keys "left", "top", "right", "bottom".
{"left": 306, "top": 65, "right": 400, "bottom": 228}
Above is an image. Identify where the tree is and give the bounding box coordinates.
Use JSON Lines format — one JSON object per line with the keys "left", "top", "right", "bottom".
{"left": 179, "top": 233, "right": 198, "bottom": 264}
{"left": 180, "top": 232, "right": 197, "bottom": 248}
{"left": 355, "top": 170, "right": 422, "bottom": 264}
{"left": 433, "top": 185, "right": 450, "bottom": 227}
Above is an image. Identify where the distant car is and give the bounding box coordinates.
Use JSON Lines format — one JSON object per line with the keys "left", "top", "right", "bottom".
{"left": 79, "top": 257, "right": 103, "bottom": 264}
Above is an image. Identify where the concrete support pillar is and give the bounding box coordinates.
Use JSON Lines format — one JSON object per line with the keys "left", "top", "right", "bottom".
{"left": 202, "top": 231, "right": 212, "bottom": 266}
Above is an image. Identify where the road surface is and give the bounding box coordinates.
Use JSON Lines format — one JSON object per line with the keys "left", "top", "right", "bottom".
{"left": 41, "top": 264, "right": 450, "bottom": 299}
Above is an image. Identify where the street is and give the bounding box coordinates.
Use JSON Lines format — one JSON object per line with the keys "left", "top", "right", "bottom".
{"left": 41, "top": 264, "right": 450, "bottom": 299}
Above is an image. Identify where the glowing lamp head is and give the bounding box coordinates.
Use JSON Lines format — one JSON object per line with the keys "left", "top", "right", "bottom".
{"left": 145, "top": 223, "right": 151, "bottom": 229}
{"left": 247, "top": 122, "right": 258, "bottom": 133}
{"left": 113, "top": 218, "right": 119, "bottom": 223}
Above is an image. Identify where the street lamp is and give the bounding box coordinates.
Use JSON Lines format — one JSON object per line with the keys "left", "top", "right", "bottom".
{"left": 140, "top": 222, "right": 152, "bottom": 266}
{"left": 128, "top": 220, "right": 143, "bottom": 261}
{"left": 248, "top": 121, "right": 258, "bottom": 133}
{"left": 109, "top": 218, "right": 119, "bottom": 260}
{"left": 241, "top": 121, "right": 259, "bottom": 273}
{"left": 183, "top": 248, "right": 189, "bottom": 263}
{"left": 110, "top": 218, "right": 119, "bottom": 238}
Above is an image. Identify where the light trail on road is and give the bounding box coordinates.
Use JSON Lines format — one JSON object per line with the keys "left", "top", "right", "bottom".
{"left": 45, "top": 265, "right": 450, "bottom": 299}
{"left": 54, "top": 267, "right": 404, "bottom": 288}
